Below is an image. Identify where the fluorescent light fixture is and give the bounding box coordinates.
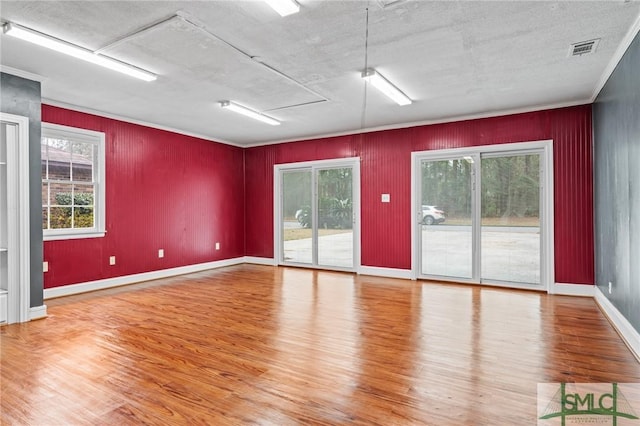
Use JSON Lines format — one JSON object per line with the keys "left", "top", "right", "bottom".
{"left": 361, "top": 68, "right": 412, "bottom": 106}
{"left": 219, "top": 101, "right": 280, "bottom": 126}
{"left": 2, "top": 22, "right": 157, "bottom": 82}
{"left": 264, "top": 0, "right": 300, "bottom": 16}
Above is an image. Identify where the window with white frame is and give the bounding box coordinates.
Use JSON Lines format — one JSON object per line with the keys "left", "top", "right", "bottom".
{"left": 41, "top": 123, "right": 105, "bottom": 240}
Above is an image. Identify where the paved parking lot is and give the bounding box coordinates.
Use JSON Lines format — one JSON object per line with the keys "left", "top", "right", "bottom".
{"left": 422, "top": 225, "right": 540, "bottom": 284}
{"left": 284, "top": 224, "right": 540, "bottom": 284}
{"left": 283, "top": 231, "right": 353, "bottom": 268}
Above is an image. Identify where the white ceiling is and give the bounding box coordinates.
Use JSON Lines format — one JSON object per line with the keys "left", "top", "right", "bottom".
{"left": 1, "top": 1, "right": 639, "bottom": 146}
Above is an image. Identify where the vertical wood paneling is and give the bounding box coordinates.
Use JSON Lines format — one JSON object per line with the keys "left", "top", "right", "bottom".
{"left": 593, "top": 30, "right": 640, "bottom": 332}
{"left": 360, "top": 130, "right": 411, "bottom": 269}
{"left": 244, "top": 144, "right": 277, "bottom": 257}
{"left": 43, "top": 104, "right": 593, "bottom": 289}
{"left": 550, "top": 108, "right": 594, "bottom": 284}
{"left": 245, "top": 105, "right": 594, "bottom": 285}
{"left": 42, "top": 105, "right": 245, "bottom": 289}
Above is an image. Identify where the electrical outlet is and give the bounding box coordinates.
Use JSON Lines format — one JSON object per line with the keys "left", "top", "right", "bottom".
{"left": 158, "top": 249, "right": 164, "bottom": 258}
{"left": 43, "top": 261, "right": 48, "bottom": 273}
{"left": 215, "top": 242, "right": 220, "bottom": 250}
{"left": 109, "top": 256, "right": 116, "bottom": 266}
{"left": 608, "top": 281, "right": 612, "bottom": 294}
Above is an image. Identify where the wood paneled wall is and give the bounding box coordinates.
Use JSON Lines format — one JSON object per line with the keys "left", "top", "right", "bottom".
{"left": 42, "top": 105, "right": 245, "bottom": 288}
{"left": 43, "top": 104, "right": 593, "bottom": 288}
{"left": 245, "top": 106, "right": 594, "bottom": 284}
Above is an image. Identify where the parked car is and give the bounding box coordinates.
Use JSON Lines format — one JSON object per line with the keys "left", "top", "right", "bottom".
{"left": 422, "top": 205, "right": 445, "bottom": 225}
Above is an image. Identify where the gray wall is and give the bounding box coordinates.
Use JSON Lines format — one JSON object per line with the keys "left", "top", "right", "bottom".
{"left": 0, "top": 72, "right": 44, "bottom": 308}
{"left": 593, "top": 32, "right": 640, "bottom": 333}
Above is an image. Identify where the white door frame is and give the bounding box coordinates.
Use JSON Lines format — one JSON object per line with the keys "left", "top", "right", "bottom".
{"left": 1, "top": 112, "right": 31, "bottom": 323}
{"left": 411, "top": 140, "right": 554, "bottom": 292}
{"left": 274, "top": 157, "right": 361, "bottom": 273}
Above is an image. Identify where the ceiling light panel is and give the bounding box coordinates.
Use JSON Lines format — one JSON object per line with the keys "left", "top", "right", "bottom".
{"left": 2, "top": 22, "right": 157, "bottom": 81}
{"left": 220, "top": 101, "right": 281, "bottom": 126}
{"left": 362, "top": 69, "right": 412, "bottom": 106}
{"left": 376, "top": 0, "right": 408, "bottom": 9}
{"left": 264, "top": 0, "right": 300, "bottom": 17}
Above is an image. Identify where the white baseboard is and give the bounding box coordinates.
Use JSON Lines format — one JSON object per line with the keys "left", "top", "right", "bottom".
{"left": 359, "top": 266, "right": 412, "bottom": 280}
{"left": 243, "top": 256, "right": 277, "bottom": 266}
{"left": 43, "top": 257, "right": 245, "bottom": 300}
{"left": 29, "top": 305, "right": 47, "bottom": 320}
{"left": 39, "top": 262, "right": 601, "bottom": 300}
{"left": 552, "top": 282, "right": 595, "bottom": 297}
{"left": 594, "top": 286, "right": 640, "bottom": 362}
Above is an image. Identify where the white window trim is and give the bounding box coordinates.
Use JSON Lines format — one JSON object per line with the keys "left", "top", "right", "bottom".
{"left": 42, "top": 123, "right": 106, "bottom": 241}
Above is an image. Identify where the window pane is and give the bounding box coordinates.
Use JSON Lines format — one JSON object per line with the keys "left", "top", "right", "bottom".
{"left": 42, "top": 124, "right": 105, "bottom": 238}
{"left": 42, "top": 208, "right": 49, "bottom": 230}
{"left": 317, "top": 167, "right": 353, "bottom": 268}
{"left": 43, "top": 138, "right": 71, "bottom": 181}
{"left": 49, "top": 207, "right": 72, "bottom": 229}
{"left": 73, "top": 184, "right": 94, "bottom": 207}
{"left": 481, "top": 154, "right": 540, "bottom": 285}
{"left": 74, "top": 207, "right": 94, "bottom": 228}
{"left": 72, "top": 142, "right": 93, "bottom": 182}
{"left": 52, "top": 184, "right": 73, "bottom": 205}
{"left": 41, "top": 182, "right": 49, "bottom": 206}
{"left": 420, "top": 158, "right": 473, "bottom": 279}
{"left": 282, "top": 170, "right": 312, "bottom": 264}
{"left": 41, "top": 146, "right": 48, "bottom": 179}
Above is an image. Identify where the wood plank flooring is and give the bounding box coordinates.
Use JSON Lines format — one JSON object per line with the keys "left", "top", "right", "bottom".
{"left": 2, "top": 264, "right": 639, "bottom": 425}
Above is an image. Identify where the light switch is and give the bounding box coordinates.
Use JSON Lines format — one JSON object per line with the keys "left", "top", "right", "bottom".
{"left": 43, "top": 261, "right": 48, "bottom": 273}
{"left": 109, "top": 256, "right": 116, "bottom": 265}
{"left": 158, "top": 249, "right": 164, "bottom": 258}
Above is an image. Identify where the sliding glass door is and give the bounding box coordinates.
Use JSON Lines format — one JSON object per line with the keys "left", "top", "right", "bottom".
{"left": 317, "top": 168, "right": 354, "bottom": 268}
{"left": 414, "top": 142, "right": 550, "bottom": 290}
{"left": 281, "top": 170, "right": 312, "bottom": 264}
{"left": 420, "top": 157, "right": 474, "bottom": 280}
{"left": 481, "top": 153, "right": 541, "bottom": 285}
{"left": 276, "top": 158, "right": 359, "bottom": 272}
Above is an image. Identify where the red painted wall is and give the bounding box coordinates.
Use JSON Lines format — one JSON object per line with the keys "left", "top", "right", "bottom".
{"left": 42, "top": 105, "right": 245, "bottom": 288}
{"left": 43, "top": 104, "right": 594, "bottom": 288}
{"left": 245, "top": 105, "right": 594, "bottom": 285}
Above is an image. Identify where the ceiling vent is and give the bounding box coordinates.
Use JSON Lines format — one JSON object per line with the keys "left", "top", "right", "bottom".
{"left": 569, "top": 39, "right": 600, "bottom": 57}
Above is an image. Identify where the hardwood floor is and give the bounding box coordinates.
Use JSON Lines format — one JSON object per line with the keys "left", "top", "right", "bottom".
{"left": 2, "top": 264, "right": 639, "bottom": 425}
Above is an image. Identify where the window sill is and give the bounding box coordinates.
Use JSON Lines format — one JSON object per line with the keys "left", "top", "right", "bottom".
{"left": 43, "top": 231, "right": 106, "bottom": 241}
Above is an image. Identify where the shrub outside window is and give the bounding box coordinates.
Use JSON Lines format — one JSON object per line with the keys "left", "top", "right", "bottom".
{"left": 42, "top": 123, "right": 105, "bottom": 240}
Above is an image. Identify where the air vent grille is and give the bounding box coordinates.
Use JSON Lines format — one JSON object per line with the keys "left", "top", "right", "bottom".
{"left": 569, "top": 39, "right": 600, "bottom": 57}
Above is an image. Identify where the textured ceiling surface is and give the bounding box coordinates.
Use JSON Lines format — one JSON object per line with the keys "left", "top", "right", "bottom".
{"left": 1, "top": 1, "right": 639, "bottom": 146}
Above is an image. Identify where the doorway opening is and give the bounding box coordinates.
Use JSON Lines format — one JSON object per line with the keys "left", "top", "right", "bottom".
{"left": 1, "top": 112, "right": 31, "bottom": 324}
